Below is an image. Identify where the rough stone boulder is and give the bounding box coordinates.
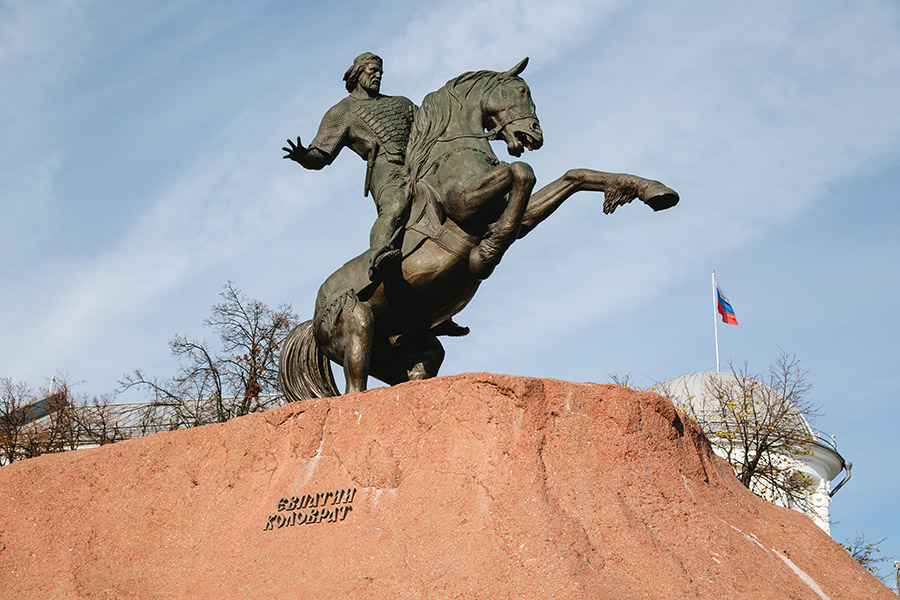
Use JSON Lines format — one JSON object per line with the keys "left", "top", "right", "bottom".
{"left": 0, "top": 373, "right": 890, "bottom": 599}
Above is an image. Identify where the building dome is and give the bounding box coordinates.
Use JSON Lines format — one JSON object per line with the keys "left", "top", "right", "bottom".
{"left": 659, "top": 371, "right": 851, "bottom": 534}
{"left": 661, "top": 371, "right": 811, "bottom": 434}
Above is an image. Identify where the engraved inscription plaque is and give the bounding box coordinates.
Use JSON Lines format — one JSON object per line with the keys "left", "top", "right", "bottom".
{"left": 264, "top": 488, "right": 357, "bottom": 530}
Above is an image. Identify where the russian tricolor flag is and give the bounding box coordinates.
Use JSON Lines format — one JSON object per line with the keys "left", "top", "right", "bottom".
{"left": 715, "top": 284, "right": 738, "bottom": 325}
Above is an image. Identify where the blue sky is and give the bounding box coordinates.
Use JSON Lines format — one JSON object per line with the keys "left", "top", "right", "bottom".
{"left": 2, "top": 0, "right": 899, "bottom": 579}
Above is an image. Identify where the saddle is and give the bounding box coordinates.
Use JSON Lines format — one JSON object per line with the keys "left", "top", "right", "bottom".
{"left": 402, "top": 180, "right": 481, "bottom": 262}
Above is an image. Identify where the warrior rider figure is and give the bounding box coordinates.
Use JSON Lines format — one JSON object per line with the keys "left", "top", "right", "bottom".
{"left": 284, "top": 52, "right": 467, "bottom": 336}
{"left": 283, "top": 52, "right": 414, "bottom": 280}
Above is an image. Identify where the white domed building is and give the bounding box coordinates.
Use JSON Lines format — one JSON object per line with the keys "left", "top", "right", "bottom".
{"left": 660, "top": 371, "right": 850, "bottom": 534}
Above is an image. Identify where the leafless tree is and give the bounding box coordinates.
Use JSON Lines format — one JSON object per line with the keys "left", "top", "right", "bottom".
{"left": 1, "top": 379, "right": 87, "bottom": 463}
{"left": 120, "top": 282, "right": 298, "bottom": 427}
{"left": 73, "top": 394, "right": 129, "bottom": 446}
{"left": 1, "top": 375, "right": 143, "bottom": 465}
{"left": 0, "top": 378, "right": 33, "bottom": 464}
{"left": 20, "top": 384, "right": 80, "bottom": 458}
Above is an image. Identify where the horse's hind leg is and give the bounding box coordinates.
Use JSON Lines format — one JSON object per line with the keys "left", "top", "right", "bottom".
{"left": 369, "top": 331, "right": 445, "bottom": 385}
{"left": 343, "top": 301, "right": 375, "bottom": 393}
{"left": 317, "top": 294, "right": 375, "bottom": 394}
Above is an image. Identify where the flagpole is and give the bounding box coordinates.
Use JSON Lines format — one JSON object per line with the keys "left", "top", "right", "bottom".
{"left": 712, "top": 269, "right": 720, "bottom": 373}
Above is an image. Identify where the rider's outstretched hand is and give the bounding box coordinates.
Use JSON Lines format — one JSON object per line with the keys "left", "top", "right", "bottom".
{"left": 282, "top": 137, "right": 308, "bottom": 162}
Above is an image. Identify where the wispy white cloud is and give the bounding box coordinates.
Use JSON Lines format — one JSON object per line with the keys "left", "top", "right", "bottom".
{"left": 2, "top": 0, "right": 900, "bottom": 395}
{"left": 0, "top": 0, "right": 97, "bottom": 257}
{"left": 0, "top": 0, "right": 96, "bottom": 113}
{"left": 0, "top": 1, "right": 349, "bottom": 384}
{"left": 3, "top": 111, "right": 352, "bottom": 376}
{"left": 0, "top": 153, "right": 61, "bottom": 258}
{"left": 388, "top": 0, "right": 623, "bottom": 95}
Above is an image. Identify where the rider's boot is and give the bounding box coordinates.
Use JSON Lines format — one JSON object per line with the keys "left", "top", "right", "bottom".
{"left": 368, "top": 214, "right": 406, "bottom": 281}
{"left": 368, "top": 247, "right": 402, "bottom": 281}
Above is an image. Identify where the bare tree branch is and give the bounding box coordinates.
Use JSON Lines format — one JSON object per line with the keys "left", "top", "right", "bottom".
{"left": 842, "top": 534, "right": 896, "bottom": 584}
{"left": 119, "top": 282, "right": 298, "bottom": 427}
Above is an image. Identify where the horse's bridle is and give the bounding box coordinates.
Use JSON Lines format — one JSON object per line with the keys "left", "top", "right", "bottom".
{"left": 436, "top": 77, "right": 536, "bottom": 144}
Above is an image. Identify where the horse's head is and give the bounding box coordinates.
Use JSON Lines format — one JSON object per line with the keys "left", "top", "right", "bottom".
{"left": 483, "top": 58, "right": 544, "bottom": 157}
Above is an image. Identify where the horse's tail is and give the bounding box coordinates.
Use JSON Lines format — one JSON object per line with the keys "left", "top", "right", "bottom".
{"left": 278, "top": 320, "right": 339, "bottom": 401}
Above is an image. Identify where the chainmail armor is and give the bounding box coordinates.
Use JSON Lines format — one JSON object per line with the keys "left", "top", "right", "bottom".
{"left": 351, "top": 96, "right": 415, "bottom": 157}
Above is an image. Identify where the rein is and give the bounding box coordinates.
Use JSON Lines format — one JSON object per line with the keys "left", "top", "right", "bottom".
{"left": 436, "top": 114, "right": 534, "bottom": 143}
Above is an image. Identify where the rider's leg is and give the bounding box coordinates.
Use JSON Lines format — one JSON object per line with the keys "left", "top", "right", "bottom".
{"left": 369, "top": 186, "right": 409, "bottom": 276}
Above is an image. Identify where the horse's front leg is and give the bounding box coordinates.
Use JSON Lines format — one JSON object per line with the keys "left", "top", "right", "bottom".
{"left": 518, "top": 169, "right": 678, "bottom": 238}
{"left": 446, "top": 162, "right": 536, "bottom": 279}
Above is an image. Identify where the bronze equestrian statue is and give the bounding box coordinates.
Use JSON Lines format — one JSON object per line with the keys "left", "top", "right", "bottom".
{"left": 279, "top": 57, "right": 678, "bottom": 400}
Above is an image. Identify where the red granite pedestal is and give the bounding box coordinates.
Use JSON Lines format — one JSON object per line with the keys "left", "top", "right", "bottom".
{"left": 0, "top": 373, "right": 890, "bottom": 599}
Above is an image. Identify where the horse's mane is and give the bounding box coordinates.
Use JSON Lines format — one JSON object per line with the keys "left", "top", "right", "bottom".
{"left": 406, "top": 70, "right": 506, "bottom": 185}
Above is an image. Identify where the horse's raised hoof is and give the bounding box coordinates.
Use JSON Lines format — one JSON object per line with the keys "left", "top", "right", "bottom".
{"left": 642, "top": 181, "right": 680, "bottom": 212}
{"left": 431, "top": 318, "right": 470, "bottom": 337}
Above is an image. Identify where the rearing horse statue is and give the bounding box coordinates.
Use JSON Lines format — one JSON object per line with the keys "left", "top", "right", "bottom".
{"left": 279, "top": 58, "right": 678, "bottom": 400}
